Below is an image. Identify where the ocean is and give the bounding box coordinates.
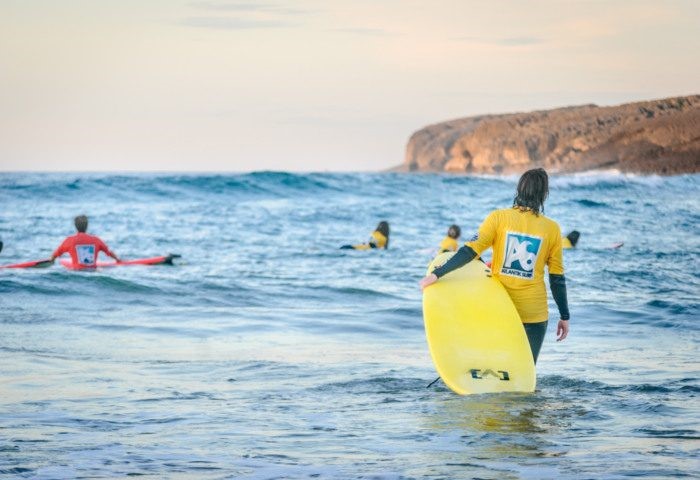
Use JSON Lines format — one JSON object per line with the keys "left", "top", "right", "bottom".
{"left": 0, "top": 172, "right": 698, "bottom": 479}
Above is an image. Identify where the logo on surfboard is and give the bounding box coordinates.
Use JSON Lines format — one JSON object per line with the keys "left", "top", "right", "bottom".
{"left": 501, "top": 232, "right": 542, "bottom": 279}
{"left": 469, "top": 369, "right": 510, "bottom": 381}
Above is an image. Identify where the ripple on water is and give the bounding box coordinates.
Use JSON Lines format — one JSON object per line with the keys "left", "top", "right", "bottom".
{"left": 1, "top": 172, "right": 699, "bottom": 478}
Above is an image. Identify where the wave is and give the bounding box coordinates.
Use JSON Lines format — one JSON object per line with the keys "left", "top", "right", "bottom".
{"left": 315, "top": 375, "right": 428, "bottom": 394}
{"left": 539, "top": 375, "right": 700, "bottom": 395}
{"left": 548, "top": 170, "right": 663, "bottom": 188}
{"left": 2, "top": 172, "right": 696, "bottom": 206}
{"left": 573, "top": 199, "right": 609, "bottom": 208}
{"left": 0, "top": 172, "right": 350, "bottom": 203}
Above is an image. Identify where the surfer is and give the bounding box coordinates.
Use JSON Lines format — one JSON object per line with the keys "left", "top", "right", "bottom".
{"left": 438, "top": 225, "right": 461, "bottom": 253}
{"left": 50, "top": 215, "right": 121, "bottom": 267}
{"left": 340, "top": 221, "right": 390, "bottom": 250}
{"left": 562, "top": 230, "right": 580, "bottom": 249}
{"left": 420, "top": 168, "right": 570, "bottom": 363}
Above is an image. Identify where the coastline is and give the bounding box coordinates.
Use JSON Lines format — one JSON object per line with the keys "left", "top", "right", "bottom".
{"left": 397, "top": 95, "right": 700, "bottom": 176}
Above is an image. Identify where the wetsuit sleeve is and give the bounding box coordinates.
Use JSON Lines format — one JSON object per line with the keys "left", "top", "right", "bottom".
{"left": 549, "top": 274, "right": 570, "bottom": 320}
{"left": 52, "top": 238, "right": 70, "bottom": 258}
{"left": 432, "top": 245, "right": 477, "bottom": 278}
{"left": 465, "top": 210, "right": 499, "bottom": 255}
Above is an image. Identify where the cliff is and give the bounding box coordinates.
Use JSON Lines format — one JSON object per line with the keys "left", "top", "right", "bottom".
{"left": 399, "top": 95, "right": 700, "bottom": 175}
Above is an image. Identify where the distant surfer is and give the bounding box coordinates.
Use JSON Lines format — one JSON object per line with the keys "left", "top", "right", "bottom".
{"left": 562, "top": 230, "right": 580, "bottom": 249}
{"left": 340, "top": 221, "right": 390, "bottom": 250}
{"left": 50, "top": 215, "right": 121, "bottom": 267}
{"left": 438, "top": 225, "right": 461, "bottom": 253}
{"left": 420, "top": 168, "right": 570, "bottom": 363}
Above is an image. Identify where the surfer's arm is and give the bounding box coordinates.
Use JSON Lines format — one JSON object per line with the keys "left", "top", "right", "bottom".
{"left": 96, "top": 238, "right": 120, "bottom": 262}
{"left": 432, "top": 245, "right": 478, "bottom": 278}
{"left": 550, "top": 273, "right": 570, "bottom": 341}
{"left": 420, "top": 245, "right": 478, "bottom": 290}
{"left": 547, "top": 227, "right": 568, "bottom": 317}
{"left": 50, "top": 239, "right": 69, "bottom": 261}
{"left": 547, "top": 230, "right": 569, "bottom": 339}
{"left": 549, "top": 274, "right": 569, "bottom": 320}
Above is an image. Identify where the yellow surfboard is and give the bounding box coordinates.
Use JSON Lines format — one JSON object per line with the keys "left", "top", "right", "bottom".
{"left": 423, "top": 252, "right": 536, "bottom": 395}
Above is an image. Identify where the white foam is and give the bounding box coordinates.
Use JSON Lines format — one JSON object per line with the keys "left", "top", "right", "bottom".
{"left": 549, "top": 169, "right": 665, "bottom": 188}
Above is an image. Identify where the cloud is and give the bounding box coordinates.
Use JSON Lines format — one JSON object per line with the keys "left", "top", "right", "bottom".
{"left": 181, "top": 2, "right": 313, "bottom": 31}
{"left": 181, "top": 16, "right": 293, "bottom": 30}
{"left": 452, "top": 36, "right": 546, "bottom": 46}
{"left": 189, "top": 1, "right": 314, "bottom": 16}
{"left": 330, "top": 27, "right": 394, "bottom": 37}
{"left": 494, "top": 36, "right": 545, "bottom": 46}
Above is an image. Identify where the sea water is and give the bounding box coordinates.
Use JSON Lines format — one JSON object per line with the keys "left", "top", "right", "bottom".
{"left": 0, "top": 172, "right": 698, "bottom": 479}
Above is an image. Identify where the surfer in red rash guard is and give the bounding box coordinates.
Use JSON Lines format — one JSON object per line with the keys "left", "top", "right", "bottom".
{"left": 50, "top": 215, "right": 120, "bottom": 267}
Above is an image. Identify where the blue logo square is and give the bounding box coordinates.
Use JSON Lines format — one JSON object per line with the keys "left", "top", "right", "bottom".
{"left": 76, "top": 244, "right": 95, "bottom": 265}
{"left": 501, "top": 232, "right": 542, "bottom": 279}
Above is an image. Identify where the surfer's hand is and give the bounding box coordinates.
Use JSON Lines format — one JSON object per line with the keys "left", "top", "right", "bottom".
{"left": 556, "top": 319, "right": 569, "bottom": 341}
{"left": 419, "top": 274, "right": 438, "bottom": 291}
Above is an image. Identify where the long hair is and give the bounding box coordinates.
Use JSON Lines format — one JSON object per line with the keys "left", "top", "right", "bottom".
{"left": 376, "top": 221, "right": 390, "bottom": 249}
{"left": 513, "top": 168, "right": 549, "bottom": 215}
{"left": 566, "top": 230, "right": 580, "bottom": 247}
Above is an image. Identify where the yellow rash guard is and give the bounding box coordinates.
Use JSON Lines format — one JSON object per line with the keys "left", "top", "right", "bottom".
{"left": 466, "top": 207, "right": 565, "bottom": 323}
{"left": 561, "top": 237, "right": 573, "bottom": 249}
{"left": 352, "top": 230, "right": 387, "bottom": 250}
{"left": 439, "top": 236, "right": 459, "bottom": 253}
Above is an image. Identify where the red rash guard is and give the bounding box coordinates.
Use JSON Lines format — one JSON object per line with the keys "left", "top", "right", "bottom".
{"left": 52, "top": 233, "right": 116, "bottom": 267}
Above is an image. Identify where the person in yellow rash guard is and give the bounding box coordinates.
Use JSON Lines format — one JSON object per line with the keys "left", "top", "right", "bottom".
{"left": 420, "top": 168, "right": 570, "bottom": 364}
{"left": 340, "top": 221, "right": 390, "bottom": 250}
{"left": 438, "top": 225, "right": 461, "bottom": 253}
{"left": 562, "top": 230, "right": 580, "bottom": 249}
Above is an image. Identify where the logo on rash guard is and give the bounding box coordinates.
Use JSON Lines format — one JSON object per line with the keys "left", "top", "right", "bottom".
{"left": 501, "top": 232, "right": 542, "bottom": 279}
{"left": 76, "top": 244, "right": 95, "bottom": 265}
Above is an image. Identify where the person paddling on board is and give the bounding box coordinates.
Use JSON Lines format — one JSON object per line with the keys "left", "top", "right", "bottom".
{"left": 420, "top": 168, "right": 570, "bottom": 364}
{"left": 438, "top": 224, "right": 461, "bottom": 253}
{"left": 340, "top": 221, "right": 390, "bottom": 250}
{"left": 50, "top": 215, "right": 121, "bottom": 267}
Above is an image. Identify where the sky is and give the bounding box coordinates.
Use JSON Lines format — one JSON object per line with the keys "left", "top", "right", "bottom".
{"left": 0, "top": 0, "right": 698, "bottom": 172}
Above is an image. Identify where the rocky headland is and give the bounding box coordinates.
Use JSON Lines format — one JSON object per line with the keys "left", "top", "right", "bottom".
{"left": 398, "top": 95, "right": 699, "bottom": 175}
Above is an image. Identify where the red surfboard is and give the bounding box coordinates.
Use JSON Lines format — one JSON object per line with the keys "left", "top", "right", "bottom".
{"left": 59, "top": 254, "right": 180, "bottom": 270}
{"left": 0, "top": 258, "right": 54, "bottom": 269}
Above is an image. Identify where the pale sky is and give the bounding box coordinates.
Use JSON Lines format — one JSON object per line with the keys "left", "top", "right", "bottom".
{"left": 1, "top": 0, "right": 698, "bottom": 172}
